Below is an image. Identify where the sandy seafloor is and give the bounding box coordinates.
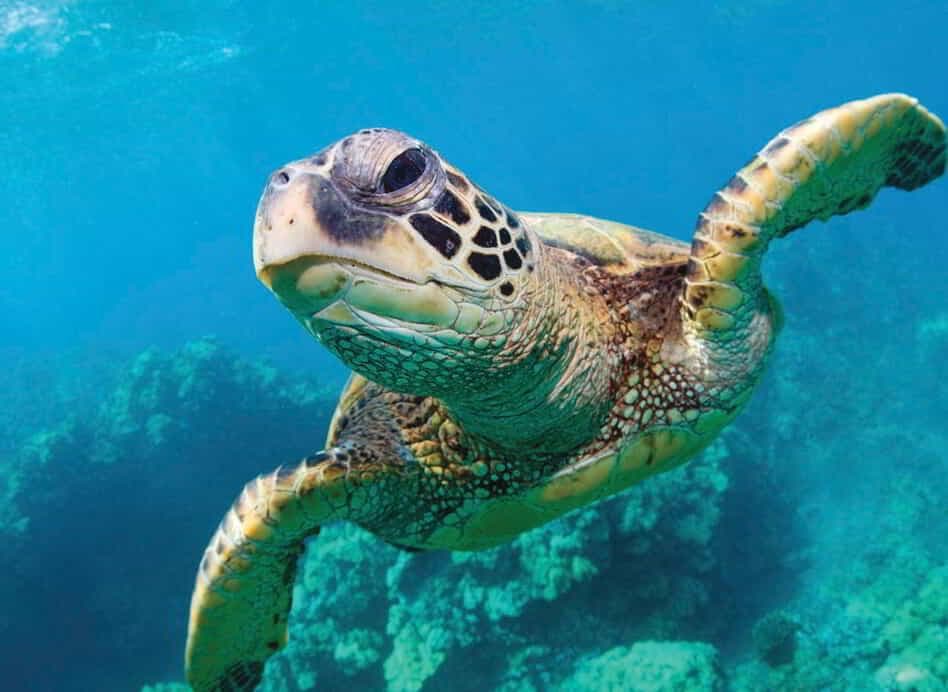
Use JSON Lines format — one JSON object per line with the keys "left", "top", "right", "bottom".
{"left": 1, "top": 2, "right": 946, "bottom": 691}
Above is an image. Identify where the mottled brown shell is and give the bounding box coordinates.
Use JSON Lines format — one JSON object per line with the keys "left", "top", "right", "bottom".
{"left": 520, "top": 212, "right": 690, "bottom": 274}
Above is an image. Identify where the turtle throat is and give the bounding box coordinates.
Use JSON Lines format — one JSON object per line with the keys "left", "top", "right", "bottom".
{"left": 437, "top": 249, "right": 617, "bottom": 456}
{"left": 284, "top": 245, "right": 617, "bottom": 456}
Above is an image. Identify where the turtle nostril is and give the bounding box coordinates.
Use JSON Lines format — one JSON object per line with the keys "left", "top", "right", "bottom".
{"left": 273, "top": 169, "right": 292, "bottom": 186}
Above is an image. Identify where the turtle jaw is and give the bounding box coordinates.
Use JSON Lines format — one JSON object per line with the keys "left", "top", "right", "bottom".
{"left": 259, "top": 254, "right": 466, "bottom": 332}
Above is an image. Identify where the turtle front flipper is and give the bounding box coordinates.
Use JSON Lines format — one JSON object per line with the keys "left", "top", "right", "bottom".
{"left": 185, "top": 449, "right": 365, "bottom": 692}
{"left": 683, "top": 93, "right": 945, "bottom": 339}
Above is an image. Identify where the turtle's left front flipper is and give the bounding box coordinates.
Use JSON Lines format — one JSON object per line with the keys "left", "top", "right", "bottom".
{"left": 683, "top": 93, "right": 945, "bottom": 341}
{"left": 185, "top": 450, "right": 364, "bottom": 692}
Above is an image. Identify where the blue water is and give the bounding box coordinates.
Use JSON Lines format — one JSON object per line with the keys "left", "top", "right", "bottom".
{"left": 1, "top": 2, "right": 946, "bottom": 691}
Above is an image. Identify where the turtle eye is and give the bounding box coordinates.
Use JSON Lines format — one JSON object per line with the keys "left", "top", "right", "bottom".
{"left": 380, "top": 148, "right": 427, "bottom": 193}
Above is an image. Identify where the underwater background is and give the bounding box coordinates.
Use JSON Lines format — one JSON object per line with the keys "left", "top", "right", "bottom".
{"left": 2, "top": 1, "right": 946, "bottom": 690}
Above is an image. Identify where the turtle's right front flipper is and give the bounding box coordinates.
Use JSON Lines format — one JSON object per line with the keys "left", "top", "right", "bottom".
{"left": 682, "top": 93, "right": 946, "bottom": 344}
{"left": 185, "top": 450, "right": 362, "bottom": 692}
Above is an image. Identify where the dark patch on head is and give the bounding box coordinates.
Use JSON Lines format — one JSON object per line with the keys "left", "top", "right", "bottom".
{"left": 726, "top": 175, "right": 748, "bottom": 194}
{"left": 446, "top": 170, "right": 469, "bottom": 191}
{"left": 267, "top": 641, "right": 280, "bottom": 651}
{"left": 503, "top": 248, "right": 522, "bottom": 270}
{"left": 504, "top": 207, "right": 520, "bottom": 228}
{"left": 763, "top": 137, "right": 790, "bottom": 157}
{"left": 410, "top": 214, "right": 462, "bottom": 258}
{"left": 312, "top": 151, "right": 328, "bottom": 166}
{"left": 473, "top": 226, "right": 498, "bottom": 248}
{"left": 312, "top": 176, "right": 386, "bottom": 243}
{"left": 434, "top": 189, "right": 471, "bottom": 225}
{"left": 500, "top": 281, "right": 514, "bottom": 296}
{"left": 467, "top": 252, "right": 502, "bottom": 280}
{"left": 515, "top": 236, "right": 531, "bottom": 256}
{"left": 499, "top": 227, "right": 511, "bottom": 245}
{"left": 475, "top": 197, "right": 498, "bottom": 222}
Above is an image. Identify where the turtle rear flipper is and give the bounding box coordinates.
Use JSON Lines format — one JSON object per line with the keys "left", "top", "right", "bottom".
{"left": 185, "top": 450, "right": 360, "bottom": 692}
{"left": 683, "top": 93, "right": 946, "bottom": 338}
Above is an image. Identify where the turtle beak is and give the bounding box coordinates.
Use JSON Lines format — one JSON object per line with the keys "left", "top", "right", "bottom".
{"left": 253, "top": 166, "right": 335, "bottom": 283}
{"left": 253, "top": 162, "right": 465, "bottom": 323}
{"left": 252, "top": 164, "right": 438, "bottom": 289}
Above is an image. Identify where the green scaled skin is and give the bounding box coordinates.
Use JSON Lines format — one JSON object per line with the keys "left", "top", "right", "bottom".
{"left": 185, "top": 95, "right": 945, "bottom": 692}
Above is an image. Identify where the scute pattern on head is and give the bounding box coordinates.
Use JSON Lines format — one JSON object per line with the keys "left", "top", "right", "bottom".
{"left": 415, "top": 164, "right": 536, "bottom": 292}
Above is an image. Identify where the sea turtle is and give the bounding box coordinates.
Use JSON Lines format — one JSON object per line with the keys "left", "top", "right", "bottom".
{"left": 185, "top": 93, "right": 945, "bottom": 691}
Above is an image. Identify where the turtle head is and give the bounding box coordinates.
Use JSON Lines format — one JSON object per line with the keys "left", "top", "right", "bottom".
{"left": 254, "top": 128, "right": 543, "bottom": 397}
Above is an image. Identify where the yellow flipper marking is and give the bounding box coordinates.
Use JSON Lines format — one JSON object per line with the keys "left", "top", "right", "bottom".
{"left": 185, "top": 456, "right": 358, "bottom": 692}
{"left": 684, "top": 93, "right": 945, "bottom": 334}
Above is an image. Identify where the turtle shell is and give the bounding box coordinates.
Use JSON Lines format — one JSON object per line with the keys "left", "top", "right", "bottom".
{"left": 519, "top": 212, "right": 689, "bottom": 274}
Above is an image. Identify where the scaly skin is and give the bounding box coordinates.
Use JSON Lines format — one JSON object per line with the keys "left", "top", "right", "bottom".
{"left": 683, "top": 94, "right": 946, "bottom": 378}
{"left": 185, "top": 95, "right": 945, "bottom": 691}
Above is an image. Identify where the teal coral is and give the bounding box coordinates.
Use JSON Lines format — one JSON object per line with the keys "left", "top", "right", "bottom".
{"left": 559, "top": 641, "right": 724, "bottom": 691}
{"left": 2, "top": 336, "right": 341, "bottom": 542}
{"left": 1, "top": 339, "right": 341, "bottom": 690}
{"left": 141, "top": 684, "right": 190, "bottom": 692}
{"left": 874, "top": 566, "right": 948, "bottom": 689}
{"left": 254, "top": 439, "right": 731, "bottom": 692}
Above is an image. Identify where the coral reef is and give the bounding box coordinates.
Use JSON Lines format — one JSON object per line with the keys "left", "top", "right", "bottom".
{"left": 249, "top": 438, "right": 732, "bottom": 692}
{"left": 874, "top": 565, "right": 948, "bottom": 690}
{"left": 0, "top": 338, "right": 340, "bottom": 691}
{"left": 15, "top": 261, "right": 948, "bottom": 692}
{"left": 730, "top": 461, "right": 948, "bottom": 691}
{"left": 751, "top": 610, "right": 799, "bottom": 666}
{"left": 559, "top": 641, "right": 724, "bottom": 691}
